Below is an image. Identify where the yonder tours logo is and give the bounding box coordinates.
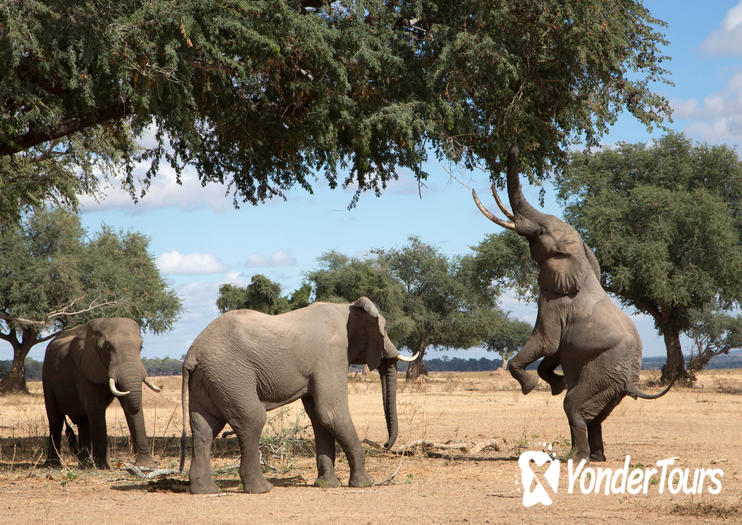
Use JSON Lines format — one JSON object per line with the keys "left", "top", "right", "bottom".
{"left": 516, "top": 445, "right": 724, "bottom": 507}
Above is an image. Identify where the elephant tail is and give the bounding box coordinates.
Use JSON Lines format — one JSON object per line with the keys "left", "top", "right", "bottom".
{"left": 626, "top": 373, "right": 678, "bottom": 400}
{"left": 179, "top": 365, "right": 190, "bottom": 473}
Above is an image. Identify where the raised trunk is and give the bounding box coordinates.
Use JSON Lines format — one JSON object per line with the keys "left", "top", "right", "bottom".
{"left": 504, "top": 143, "right": 548, "bottom": 232}
{"left": 405, "top": 347, "right": 428, "bottom": 382}
{"left": 660, "top": 327, "right": 690, "bottom": 386}
{"left": 379, "top": 358, "right": 398, "bottom": 449}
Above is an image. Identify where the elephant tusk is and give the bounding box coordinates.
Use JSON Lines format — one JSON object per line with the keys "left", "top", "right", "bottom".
{"left": 472, "top": 189, "right": 516, "bottom": 231}
{"left": 109, "top": 377, "right": 130, "bottom": 397}
{"left": 143, "top": 377, "right": 161, "bottom": 393}
{"left": 396, "top": 352, "right": 420, "bottom": 363}
{"left": 491, "top": 183, "right": 515, "bottom": 220}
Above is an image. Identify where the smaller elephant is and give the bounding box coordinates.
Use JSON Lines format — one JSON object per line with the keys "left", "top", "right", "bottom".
{"left": 179, "top": 297, "right": 416, "bottom": 494}
{"left": 43, "top": 318, "right": 161, "bottom": 469}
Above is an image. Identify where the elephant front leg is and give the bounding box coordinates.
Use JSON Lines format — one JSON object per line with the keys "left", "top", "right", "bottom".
{"left": 122, "top": 408, "right": 156, "bottom": 467}
{"left": 88, "top": 412, "right": 111, "bottom": 469}
{"left": 314, "top": 397, "right": 372, "bottom": 488}
{"left": 302, "top": 396, "right": 340, "bottom": 488}
{"left": 509, "top": 317, "right": 560, "bottom": 395}
{"left": 537, "top": 355, "right": 566, "bottom": 396}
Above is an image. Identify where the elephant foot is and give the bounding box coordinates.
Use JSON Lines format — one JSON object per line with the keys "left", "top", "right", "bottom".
{"left": 519, "top": 374, "right": 539, "bottom": 395}
{"left": 566, "top": 447, "right": 589, "bottom": 464}
{"left": 314, "top": 474, "right": 341, "bottom": 488}
{"left": 134, "top": 453, "right": 157, "bottom": 468}
{"left": 190, "top": 478, "right": 220, "bottom": 494}
{"left": 242, "top": 476, "right": 273, "bottom": 494}
{"left": 549, "top": 377, "right": 566, "bottom": 396}
{"left": 94, "top": 460, "right": 112, "bottom": 470}
{"left": 348, "top": 472, "right": 374, "bottom": 488}
{"left": 590, "top": 451, "right": 606, "bottom": 462}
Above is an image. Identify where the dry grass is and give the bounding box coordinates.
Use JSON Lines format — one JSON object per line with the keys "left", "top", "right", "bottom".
{"left": 1, "top": 369, "right": 741, "bottom": 524}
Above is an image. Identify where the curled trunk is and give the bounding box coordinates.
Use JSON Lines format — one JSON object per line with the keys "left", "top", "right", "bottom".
{"left": 379, "top": 358, "right": 398, "bottom": 449}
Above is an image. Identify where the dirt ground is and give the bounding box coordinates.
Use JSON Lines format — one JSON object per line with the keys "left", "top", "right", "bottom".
{"left": 1, "top": 369, "right": 740, "bottom": 524}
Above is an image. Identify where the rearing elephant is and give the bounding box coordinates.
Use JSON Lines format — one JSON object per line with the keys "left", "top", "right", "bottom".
{"left": 473, "top": 144, "right": 675, "bottom": 462}
{"left": 42, "top": 318, "right": 161, "bottom": 469}
{"left": 179, "top": 297, "right": 416, "bottom": 494}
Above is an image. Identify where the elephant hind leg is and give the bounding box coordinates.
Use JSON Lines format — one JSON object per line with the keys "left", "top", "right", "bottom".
{"left": 225, "top": 394, "right": 272, "bottom": 494}
{"left": 302, "top": 396, "right": 340, "bottom": 488}
{"left": 565, "top": 383, "right": 622, "bottom": 463}
{"left": 188, "top": 401, "right": 225, "bottom": 495}
{"left": 587, "top": 394, "right": 623, "bottom": 462}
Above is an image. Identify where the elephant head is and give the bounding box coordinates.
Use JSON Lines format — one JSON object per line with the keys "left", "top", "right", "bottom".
{"left": 76, "top": 318, "right": 160, "bottom": 416}
{"left": 347, "top": 297, "right": 416, "bottom": 449}
{"left": 473, "top": 144, "right": 601, "bottom": 295}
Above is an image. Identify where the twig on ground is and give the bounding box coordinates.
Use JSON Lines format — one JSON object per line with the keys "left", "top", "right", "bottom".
{"left": 121, "top": 462, "right": 181, "bottom": 479}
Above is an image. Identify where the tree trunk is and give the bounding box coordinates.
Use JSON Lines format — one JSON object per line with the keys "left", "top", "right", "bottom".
{"left": 660, "top": 327, "right": 690, "bottom": 386}
{"left": 405, "top": 348, "right": 428, "bottom": 382}
{"left": 0, "top": 340, "right": 31, "bottom": 394}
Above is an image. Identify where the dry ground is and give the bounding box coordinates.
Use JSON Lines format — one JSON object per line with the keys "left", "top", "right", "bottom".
{"left": 1, "top": 369, "right": 740, "bottom": 524}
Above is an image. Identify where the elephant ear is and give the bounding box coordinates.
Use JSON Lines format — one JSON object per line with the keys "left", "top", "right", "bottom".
{"left": 71, "top": 323, "right": 109, "bottom": 384}
{"left": 349, "top": 297, "right": 384, "bottom": 371}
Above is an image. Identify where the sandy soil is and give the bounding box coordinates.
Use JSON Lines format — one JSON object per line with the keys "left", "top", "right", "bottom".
{"left": 1, "top": 369, "right": 740, "bottom": 524}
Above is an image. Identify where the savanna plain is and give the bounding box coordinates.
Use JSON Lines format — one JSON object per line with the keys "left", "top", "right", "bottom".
{"left": 1, "top": 369, "right": 740, "bottom": 524}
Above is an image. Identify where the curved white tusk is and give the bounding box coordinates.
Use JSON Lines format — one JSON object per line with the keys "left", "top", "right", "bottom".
{"left": 109, "top": 377, "right": 130, "bottom": 397}
{"left": 491, "top": 183, "right": 515, "bottom": 220}
{"left": 472, "top": 189, "right": 516, "bottom": 230}
{"left": 396, "top": 352, "right": 420, "bottom": 363}
{"left": 143, "top": 377, "right": 161, "bottom": 393}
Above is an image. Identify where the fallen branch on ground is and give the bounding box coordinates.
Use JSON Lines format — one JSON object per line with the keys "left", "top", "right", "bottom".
{"left": 120, "top": 463, "right": 181, "bottom": 480}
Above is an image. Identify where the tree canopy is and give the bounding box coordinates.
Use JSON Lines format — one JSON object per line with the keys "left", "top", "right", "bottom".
{"left": 0, "top": 208, "right": 182, "bottom": 393}
{"left": 308, "top": 237, "right": 505, "bottom": 380}
{"left": 2, "top": 1, "right": 670, "bottom": 219}
{"left": 554, "top": 133, "right": 742, "bottom": 383}
{"left": 216, "top": 275, "right": 310, "bottom": 315}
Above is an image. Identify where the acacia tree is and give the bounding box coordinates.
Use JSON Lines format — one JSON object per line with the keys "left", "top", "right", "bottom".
{"left": 686, "top": 310, "right": 742, "bottom": 380}
{"left": 555, "top": 133, "right": 742, "bottom": 384}
{"left": 216, "top": 276, "right": 311, "bottom": 314}
{"left": 309, "top": 238, "right": 504, "bottom": 381}
{"left": 483, "top": 315, "right": 532, "bottom": 371}
{"left": 0, "top": 208, "right": 182, "bottom": 393}
{"left": 2, "top": 1, "right": 670, "bottom": 219}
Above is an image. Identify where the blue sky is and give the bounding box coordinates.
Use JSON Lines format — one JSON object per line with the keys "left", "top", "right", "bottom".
{"left": 16, "top": 1, "right": 742, "bottom": 361}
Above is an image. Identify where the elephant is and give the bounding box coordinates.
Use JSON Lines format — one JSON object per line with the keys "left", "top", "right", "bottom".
{"left": 473, "top": 143, "right": 675, "bottom": 462}
{"left": 179, "top": 297, "right": 416, "bottom": 494}
{"left": 42, "top": 317, "right": 161, "bottom": 469}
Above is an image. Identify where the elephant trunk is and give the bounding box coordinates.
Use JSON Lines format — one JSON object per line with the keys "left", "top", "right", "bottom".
{"left": 504, "top": 143, "right": 547, "bottom": 236}
{"left": 379, "top": 357, "right": 398, "bottom": 449}
{"left": 111, "top": 368, "right": 144, "bottom": 416}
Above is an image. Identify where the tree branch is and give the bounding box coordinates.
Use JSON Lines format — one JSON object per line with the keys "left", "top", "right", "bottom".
{"left": 1, "top": 103, "right": 131, "bottom": 156}
{"left": 0, "top": 296, "right": 130, "bottom": 329}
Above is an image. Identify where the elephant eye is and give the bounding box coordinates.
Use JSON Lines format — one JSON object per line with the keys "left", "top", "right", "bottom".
{"left": 537, "top": 227, "right": 545, "bottom": 236}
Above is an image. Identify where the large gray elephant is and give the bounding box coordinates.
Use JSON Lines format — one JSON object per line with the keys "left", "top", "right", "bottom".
{"left": 179, "top": 297, "right": 415, "bottom": 494}
{"left": 473, "top": 144, "right": 674, "bottom": 462}
{"left": 42, "top": 318, "right": 161, "bottom": 469}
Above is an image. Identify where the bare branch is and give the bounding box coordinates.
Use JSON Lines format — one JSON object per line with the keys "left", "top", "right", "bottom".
{"left": 0, "top": 296, "right": 130, "bottom": 330}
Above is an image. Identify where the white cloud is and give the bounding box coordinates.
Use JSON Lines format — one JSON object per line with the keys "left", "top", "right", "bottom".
{"left": 246, "top": 250, "right": 297, "bottom": 268}
{"left": 156, "top": 251, "right": 229, "bottom": 275}
{"left": 79, "top": 163, "right": 233, "bottom": 213}
{"left": 701, "top": 1, "right": 742, "bottom": 56}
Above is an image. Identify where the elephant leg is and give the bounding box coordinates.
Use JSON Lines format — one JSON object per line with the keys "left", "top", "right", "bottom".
{"left": 227, "top": 393, "right": 271, "bottom": 494}
{"left": 43, "top": 394, "right": 64, "bottom": 468}
{"left": 537, "top": 355, "right": 566, "bottom": 396}
{"left": 508, "top": 349, "right": 541, "bottom": 395}
{"left": 188, "top": 400, "right": 224, "bottom": 494}
{"left": 76, "top": 416, "right": 94, "bottom": 467}
{"left": 587, "top": 421, "right": 606, "bottom": 462}
{"left": 121, "top": 406, "right": 156, "bottom": 467}
{"left": 313, "top": 395, "right": 372, "bottom": 488}
{"left": 88, "top": 410, "right": 111, "bottom": 470}
{"left": 302, "top": 396, "right": 340, "bottom": 488}
{"left": 563, "top": 387, "right": 589, "bottom": 463}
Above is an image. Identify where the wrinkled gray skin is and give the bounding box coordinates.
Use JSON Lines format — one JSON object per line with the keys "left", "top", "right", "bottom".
{"left": 42, "top": 318, "right": 158, "bottom": 469}
{"left": 473, "top": 144, "right": 674, "bottom": 462}
{"left": 180, "top": 297, "right": 404, "bottom": 494}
